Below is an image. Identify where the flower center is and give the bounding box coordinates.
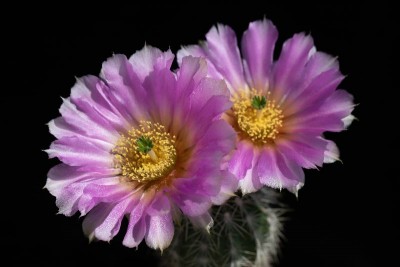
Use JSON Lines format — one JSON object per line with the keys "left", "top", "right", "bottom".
{"left": 112, "top": 121, "right": 177, "bottom": 183}
{"left": 232, "top": 90, "right": 284, "bottom": 144}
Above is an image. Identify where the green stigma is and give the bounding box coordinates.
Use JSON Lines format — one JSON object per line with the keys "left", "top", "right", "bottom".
{"left": 251, "top": 95, "right": 267, "bottom": 110}
{"left": 136, "top": 136, "right": 153, "bottom": 153}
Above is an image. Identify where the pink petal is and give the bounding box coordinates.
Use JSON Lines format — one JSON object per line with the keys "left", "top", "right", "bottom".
{"left": 177, "top": 45, "right": 223, "bottom": 80}
{"left": 211, "top": 170, "right": 238, "bottom": 205}
{"left": 228, "top": 141, "right": 254, "bottom": 179}
{"left": 197, "top": 120, "right": 236, "bottom": 154}
{"left": 78, "top": 181, "right": 132, "bottom": 215}
{"left": 100, "top": 54, "right": 150, "bottom": 124}
{"left": 188, "top": 78, "right": 231, "bottom": 135}
{"left": 45, "top": 164, "right": 115, "bottom": 216}
{"left": 177, "top": 45, "right": 205, "bottom": 63}
{"left": 82, "top": 198, "right": 134, "bottom": 242}
{"left": 284, "top": 68, "right": 344, "bottom": 115}
{"left": 284, "top": 57, "right": 342, "bottom": 114}
{"left": 239, "top": 153, "right": 263, "bottom": 194}
{"left": 171, "top": 190, "right": 212, "bottom": 217}
{"left": 82, "top": 203, "right": 113, "bottom": 242}
{"left": 241, "top": 19, "right": 278, "bottom": 90}
{"left": 46, "top": 164, "right": 93, "bottom": 197}
{"left": 59, "top": 98, "right": 119, "bottom": 143}
{"left": 287, "top": 89, "right": 354, "bottom": 133}
{"left": 205, "top": 24, "right": 246, "bottom": 90}
{"left": 300, "top": 51, "right": 340, "bottom": 89}
{"left": 59, "top": 185, "right": 88, "bottom": 215}
{"left": 47, "top": 137, "right": 113, "bottom": 167}
{"left": 272, "top": 33, "right": 315, "bottom": 102}
{"left": 47, "top": 136, "right": 112, "bottom": 166}
{"left": 123, "top": 201, "right": 148, "bottom": 248}
{"left": 70, "top": 76, "right": 130, "bottom": 132}
{"left": 142, "top": 67, "right": 177, "bottom": 127}
{"left": 190, "top": 77, "right": 230, "bottom": 112}
{"left": 176, "top": 156, "right": 221, "bottom": 197}
{"left": 257, "top": 149, "right": 304, "bottom": 193}
{"left": 48, "top": 117, "right": 114, "bottom": 151}
{"left": 318, "top": 89, "right": 355, "bottom": 119}
{"left": 177, "top": 56, "right": 208, "bottom": 95}
{"left": 91, "top": 198, "right": 133, "bottom": 241}
{"left": 323, "top": 139, "right": 340, "bottom": 163}
{"left": 343, "top": 114, "right": 355, "bottom": 128}
{"left": 146, "top": 195, "right": 171, "bottom": 216}
{"left": 145, "top": 211, "right": 174, "bottom": 251}
{"left": 171, "top": 56, "right": 209, "bottom": 130}
{"left": 276, "top": 136, "right": 328, "bottom": 169}
{"left": 128, "top": 45, "right": 174, "bottom": 82}
{"left": 76, "top": 177, "right": 122, "bottom": 216}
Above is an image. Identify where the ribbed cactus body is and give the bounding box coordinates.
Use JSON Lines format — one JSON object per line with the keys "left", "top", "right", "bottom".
{"left": 163, "top": 187, "right": 286, "bottom": 267}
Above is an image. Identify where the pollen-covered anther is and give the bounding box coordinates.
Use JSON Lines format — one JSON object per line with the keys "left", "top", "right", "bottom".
{"left": 112, "top": 121, "right": 177, "bottom": 183}
{"left": 232, "top": 90, "right": 284, "bottom": 144}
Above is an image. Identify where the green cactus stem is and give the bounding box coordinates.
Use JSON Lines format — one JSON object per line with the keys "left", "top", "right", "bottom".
{"left": 162, "top": 187, "right": 288, "bottom": 267}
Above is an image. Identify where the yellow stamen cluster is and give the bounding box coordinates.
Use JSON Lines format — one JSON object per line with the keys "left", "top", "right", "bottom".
{"left": 112, "top": 121, "right": 176, "bottom": 183}
{"left": 232, "top": 90, "right": 284, "bottom": 144}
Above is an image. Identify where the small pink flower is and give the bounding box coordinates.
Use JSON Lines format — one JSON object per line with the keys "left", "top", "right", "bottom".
{"left": 178, "top": 19, "right": 355, "bottom": 194}
{"left": 45, "top": 46, "right": 236, "bottom": 250}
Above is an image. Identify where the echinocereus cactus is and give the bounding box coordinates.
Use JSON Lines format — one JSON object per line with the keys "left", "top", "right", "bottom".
{"left": 44, "top": 18, "right": 355, "bottom": 267}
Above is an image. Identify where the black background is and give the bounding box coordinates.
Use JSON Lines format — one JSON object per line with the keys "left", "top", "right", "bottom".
{"left": 4, "top": 2, "right": 396, "bottom": 266}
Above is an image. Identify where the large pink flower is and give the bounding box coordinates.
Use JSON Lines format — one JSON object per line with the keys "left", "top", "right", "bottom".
{"left": 178, "top": 19, "right": 355, "bottom": 194}
{"left": 45, "top": 46, "right": 236, "bottom": 250}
